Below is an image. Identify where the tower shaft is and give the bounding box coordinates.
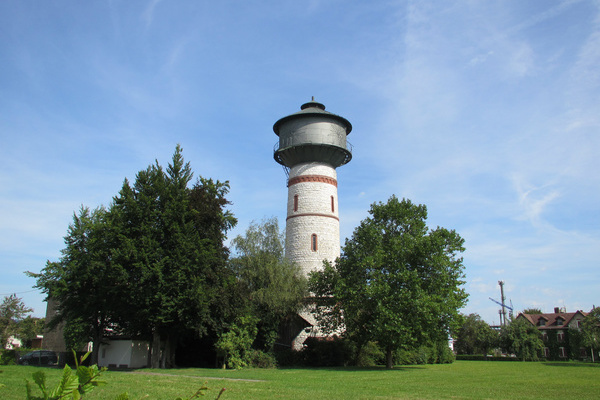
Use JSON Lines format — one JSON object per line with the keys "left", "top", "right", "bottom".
{"left": 285, "top": 162, "right": 340, "bottom": 275}
{"left": 273, "top": 99, "right": 352, "bottom": 349}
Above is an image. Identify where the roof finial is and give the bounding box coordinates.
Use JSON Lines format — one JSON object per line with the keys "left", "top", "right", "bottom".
{"left": 312, "top": 96, "right": 315, "bottom": 101}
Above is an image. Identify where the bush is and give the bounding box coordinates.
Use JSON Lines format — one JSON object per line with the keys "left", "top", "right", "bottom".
{"left": 455, "top": 354, "right": 522, "bottom": 361}
{"left": 395, "top": 343, "right": 455, "bottom": 365}
{"left": 0, "top": 350, "right": 17, "bottom": 365}
{"left": 301, "top": 337, "right": 354, "bottom": 367}
{"left": 356, "top": 341, "right": 384, "bottom": 367}
{"left": 437, "top": 343, "right": 456, "bottom": 364}
{"left": 247, "top": 350, "right": 277, "bottom": 368}
{"left": 273, "top": 348, "right": 302, "bottom": 367}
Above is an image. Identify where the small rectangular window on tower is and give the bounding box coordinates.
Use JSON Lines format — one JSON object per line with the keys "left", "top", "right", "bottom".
{"left": 294, "top": 194, "right": 298, "bottom": 212}
{"left": 311, "top": 234, "right": 318, "bottom": 252}
{"left": 331, "top": 196, "right": 335, "bottom": 212}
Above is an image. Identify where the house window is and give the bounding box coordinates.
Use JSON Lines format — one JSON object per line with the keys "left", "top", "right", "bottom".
{"left": 538, "top": 319, "right": 546, "bottom": 326}
{"left": 544, "top": 347, "right": 550, "bottom": 358}
{"left": 293, "top": 194, "right": 298, "bottom": 212}
{"left": 559, "top": 347, "right": 566, "bottom": 358}
{"left": 311, "top": 234, "right": 318, "bottom": 252}
{"left": 542, "top": 332, "right": 548, "bottom": 342}
{"left": 331, "top": 196, "right": 335, "bottom": 212}
{"left": 556, "top": 318, "right": 564, "bottom": 326}
{"left": 580, "top": 348, "right": 587, "bottom": 358}
{"left": 557, "top": 332, "right": 565, "bottom": 342}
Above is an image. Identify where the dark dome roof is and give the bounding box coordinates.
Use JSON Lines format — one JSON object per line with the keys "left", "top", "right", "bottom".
{"left": 273, "top": 100, "right": 352, "bottom": 135}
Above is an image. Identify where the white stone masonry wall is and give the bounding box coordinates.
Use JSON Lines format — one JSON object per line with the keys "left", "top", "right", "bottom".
{"left": 286, "top": 162, "right": 340, "bottom": 277}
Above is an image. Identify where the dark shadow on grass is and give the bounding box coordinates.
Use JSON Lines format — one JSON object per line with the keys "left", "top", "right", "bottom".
{"left": 543, "top": 362, "right": 599, "bottom": 368}
{"left": 277, "top": 365, "right": 427, "bottom": 372}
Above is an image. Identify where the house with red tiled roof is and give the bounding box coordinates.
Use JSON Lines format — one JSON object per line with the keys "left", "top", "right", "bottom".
{"left": 516, "top": 307, "right": 588, "bottom": 360}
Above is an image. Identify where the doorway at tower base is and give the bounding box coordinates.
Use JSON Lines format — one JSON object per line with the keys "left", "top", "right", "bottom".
{"left": 276, "top": 305, "right": 338, "bottom": 351}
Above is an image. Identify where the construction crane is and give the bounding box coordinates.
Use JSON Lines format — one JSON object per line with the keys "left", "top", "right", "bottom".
{"left": 489, "top": 280, "right": 513, "bottom": 326}
{"left": 489, "top": 297, "right": 513, "bottom": 326}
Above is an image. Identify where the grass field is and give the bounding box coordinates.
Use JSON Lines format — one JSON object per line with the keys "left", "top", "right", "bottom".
{"left": 2, "top": 361, "right": 599, "bottom": 399}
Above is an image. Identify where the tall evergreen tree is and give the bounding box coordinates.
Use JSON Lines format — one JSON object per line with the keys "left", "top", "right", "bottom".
{"left": 111, "top": 145, "right": 236, "bottom": 367}
{"left": 30, "top": 145, "right": 236, "bottom": 368}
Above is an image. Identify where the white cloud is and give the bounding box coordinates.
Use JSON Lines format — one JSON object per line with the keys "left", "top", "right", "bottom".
{"left": 141, "top": 0, "right": 163, "bottom": 28}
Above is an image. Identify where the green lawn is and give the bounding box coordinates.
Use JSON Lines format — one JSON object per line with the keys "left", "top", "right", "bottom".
{"left": 2, "top": 361, "right": 599, "bottom": 399}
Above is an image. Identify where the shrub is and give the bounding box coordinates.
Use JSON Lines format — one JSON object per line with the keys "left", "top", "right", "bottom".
{"left": 247, "top": 350, "right": 277, "bottom": 368}
{"left": 356, "top": 341, "right": 384, "bottom": 367}
{"left": 436, "top": 342, "right": 455, "bottom": 364}
{"left": 395, "top": 343, "right": 455, "bottom": 365}
{"left": 0, "top": 350, "right": 17, "bottom": 365}
{"left": 301, "top": 337, "right": 354, "bottom": 367}
{"left": 273, "top": 348, "right": 302, "bottom": 367}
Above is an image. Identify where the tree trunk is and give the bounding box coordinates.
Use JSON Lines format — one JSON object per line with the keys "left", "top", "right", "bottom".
{"left": 151, "top": 330, "right": 161, "bottom": 369}
{"left": 168, "top": 335, "right": 177, "bottom": 368}
{"left": 91, "top": 336, "right": 100, "bottom": 366}
{"left": 159, "top": 335, "right": 178, "bottom": 368}
{"left": 91, "top": 323, "right": 102, "bottom": 366}
{"left": 386, "top": 346, "right": 394, "bottom": 369}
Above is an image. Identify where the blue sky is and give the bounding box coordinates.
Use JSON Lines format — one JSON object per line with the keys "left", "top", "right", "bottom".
{"left": 1, "top": 0, "right": 598, "bottom": 325}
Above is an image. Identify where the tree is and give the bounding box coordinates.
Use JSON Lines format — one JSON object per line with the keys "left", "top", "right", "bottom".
{"left": 581, "top": 307, "right": 600, "bottom": 362}
{"left": 28, "top": 206, "right": 127, "bottom": 364}
{"left": 29, "top": 146, "right": 236, "bottom": 368}
{"left": 0, "top": 294, "right": 33, "bottom": 348}
{"left": 228, "top": 218, "right": 307, "bottom": 353}
{"left": 499, "top": 318, "right": 543, "bottom": 360}
{"left": 309, "top": 196, "right": 468, "bottom": 369}
{"left": 16, "top": 316, "right": 45, "bottom": 348}
{"left": 454, "top": 313, "right": 498, "bottom": 355}
{"left": 522, "top": 308, "right": 543, "bottom": 314}
{"left": 110, "top": 145, "right": 236, "bottom": 368}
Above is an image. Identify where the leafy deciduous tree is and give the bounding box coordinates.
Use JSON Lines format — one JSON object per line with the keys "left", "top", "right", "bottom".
{"left": 454, "top": 313, "right": 498, "bottom": 355}
{"left": 522, "top": 308, "right": 543, "bottom": 315}
{"left": 228, "top": 218, "right": 307, "bottom": 353}
{"left": 16, "top": 316, "right": 45, "bottom": 348}
{"left": 28, "top": 206, "right": 126, "bottom": 364}
{"left": 499, "top": 318, "right": 543, "bottom": 360}
{"left": 581, "top": 307, "right": 600, "bottom": 362}
{"left": 0, "top": 294, "right": 33, "bottom": 348}
{"left": 310, "top": 196, "right": 468, "bottom": 369}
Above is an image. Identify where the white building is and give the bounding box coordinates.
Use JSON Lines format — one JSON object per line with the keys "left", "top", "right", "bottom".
{"left": 98, "top": 338, "right": 149, "bottom": 369}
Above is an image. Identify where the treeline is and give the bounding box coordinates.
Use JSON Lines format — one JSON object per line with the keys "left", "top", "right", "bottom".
{"left": 453, "top": 310, "right": 600, "bottom": 361}
{"left": 28, "top": 146, "right": 307, "bottom": 368}
{"left": 29, "top": 147, "right": 472, "bottom": 370}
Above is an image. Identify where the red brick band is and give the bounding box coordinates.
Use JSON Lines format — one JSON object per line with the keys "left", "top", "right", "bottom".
{"left": 286, "top": 213, "right": 339, "bottom": 221}
{"left": 288, "top": 175, "right": 337, "bottom": 187}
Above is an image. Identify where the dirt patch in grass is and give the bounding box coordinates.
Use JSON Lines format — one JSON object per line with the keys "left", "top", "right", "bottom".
{"left": 130, "top": 370, "right": 266, "bottom": 382}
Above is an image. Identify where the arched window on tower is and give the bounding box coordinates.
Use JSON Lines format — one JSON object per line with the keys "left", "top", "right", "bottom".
{"left": 311, "top": 234, "right": 318, "bottom": 252}
{"left": 294, "top": 194, "right": 298, "bottom": 212}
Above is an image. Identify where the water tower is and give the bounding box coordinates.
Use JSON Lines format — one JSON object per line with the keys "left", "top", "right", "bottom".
{"left": 273, "top": 99, "right": 352, "bottom": 277}
{"left": 273, "top": 99, "right": 352, "bottom": 348}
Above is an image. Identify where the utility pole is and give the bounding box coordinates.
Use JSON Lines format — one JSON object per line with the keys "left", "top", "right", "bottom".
{"left": 499, "top": 281, "right": 507, "bottom": 326}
